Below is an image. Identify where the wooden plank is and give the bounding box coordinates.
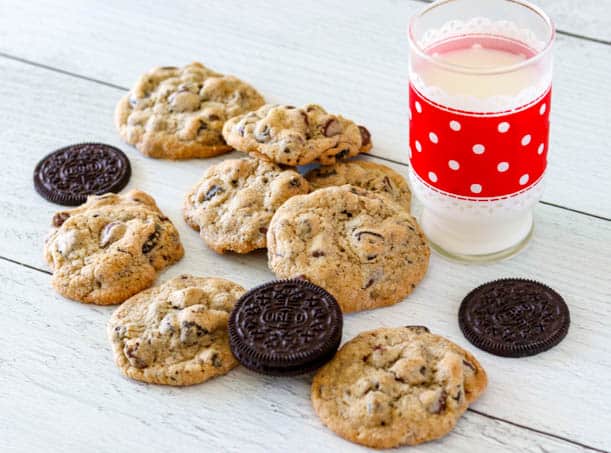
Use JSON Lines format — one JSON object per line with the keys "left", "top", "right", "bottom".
{"left": 0, "top": 57, "right": 610, "bottom": 450}
{"left": 534, "top": 0, "right": 611, "bottom": 42}
{"left": 0, "top": 0, "right": 610, "bottom": 217}
{"left": 416, "top": 0, "right": 611, "bottom": 43}
{"left": 0, "top": 260, "right": 602, "bottom": 453}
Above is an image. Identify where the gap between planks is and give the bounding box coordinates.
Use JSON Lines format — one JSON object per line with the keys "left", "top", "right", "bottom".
{"left": 0, "top": 253, "right": 608, "bottom": 453}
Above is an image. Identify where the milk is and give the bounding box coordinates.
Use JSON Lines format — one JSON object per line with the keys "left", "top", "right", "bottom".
{"left": 408, "top": 36, "right": 551, "bottom": 260}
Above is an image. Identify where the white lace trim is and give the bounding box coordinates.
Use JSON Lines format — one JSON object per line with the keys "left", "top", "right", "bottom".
{"left": 417, "top": 17, "right": 546, "bottom": 52}
{"left": 411, "top": 18, "right": 552, "bottom": 112}
{"left": 410, "top": 72, "right": 550, "bottom": 113}
{"left": 408, "top": 169, "right": 545, "bottom": 218}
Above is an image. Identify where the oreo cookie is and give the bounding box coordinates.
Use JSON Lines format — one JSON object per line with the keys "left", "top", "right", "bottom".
{"left": 34, "top": 143, "right": 131, "bottom": 206}
{"left": 228, "top": 279, "right": 343, "bottom": 376}
{"left": 459, "top": 279, "right": 569, "bottom": 358}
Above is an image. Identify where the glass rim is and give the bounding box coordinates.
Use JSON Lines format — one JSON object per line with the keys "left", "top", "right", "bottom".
{"left": 408, "top": 0, "right": 555, "bottom": 76}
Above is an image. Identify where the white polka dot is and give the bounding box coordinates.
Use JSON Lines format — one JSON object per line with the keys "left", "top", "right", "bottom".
{"left": 470, "top": 184, "right": 482, "bottom": 194}
{"left": 519, "top": 174, "right": 530, "bottom": 185}
{"left": 415, "top": 140, "right": 422, "bottom": 152}
{"left": 521, "top": 134, "right": 532, "bottom": 146}
{"left": 538, "top": 143, "right": 545, "bottom": 155}
{"left": 449, "top": 120, "right": 461, "bottom": 131}
{"left": 497, "top": 162, "right": 509, "bottom": 172}
{"left": 428, "top": 171, "right": 438, "bottom": 183}
{"left": 472, "top": 144, "right": 485, "bottom": 154}
{"left": 415, "top": 101, "right": 422, "bottom": 113}
{"left": 429, "top": 132, "right": 438, "bottom": 144}
{"left": 498, "top": 122, "right": 510, "bottom": 133}
{"left": 539, "top": 103, "right": 547, "bottom": 115}
{"left": 448, "top": 160, "right": 460, "bottom": 170}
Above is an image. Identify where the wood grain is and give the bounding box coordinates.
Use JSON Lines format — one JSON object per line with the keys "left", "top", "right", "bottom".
{"left": 0, "top": 260, "right": 604, "bottom": 453}
{"left": 534, "top": 0, "right": 611, "bottom": 42}
{"left": 0, "top": 54, "right": 610, "bottom": 450}
{"left": 0, "top": 0, "right": 610, "bottom": 217}
{"left": 1, "top": 1, "right": 611, "bottom": 451}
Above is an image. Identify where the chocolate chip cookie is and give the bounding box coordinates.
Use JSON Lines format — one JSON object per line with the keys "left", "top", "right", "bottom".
{"left": 115, "top": 62, "right": 265, "bottom": 159}
{"left": 306, "top": 160, "right": 412, "bottom": 211}
{"left": 222, "top": 104, "right": 372, "bottom": 166}
{"left": 267, "top": 185, "right": 429, "bottom": 313}
{"left": 184, "top": 158, "right": 310, "bottom": 254}
{"left": 311, "top": 326, "right": 487, "bottom": 448}
{"left": 108, "top": 275, "right": 245, "bottom": 386}
{"left": 44, "top": 190, "right": 184, "bottom": 305}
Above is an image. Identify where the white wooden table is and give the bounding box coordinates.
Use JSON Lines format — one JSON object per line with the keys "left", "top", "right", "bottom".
{"left": 1, "top": 1, "right": 610, "bottom": 452}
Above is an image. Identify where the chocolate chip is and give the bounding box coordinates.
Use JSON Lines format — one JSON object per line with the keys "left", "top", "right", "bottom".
{"left": 286, "top": 105, "right": 296, "bottom": 109}
{"left": 405, "top": 325, "right": 430, "bottom": 333}
{"left": 197, "top": 121, "right": 208, "bottom": 133}
{"left": 142, "top": 226, "right": 161, "bottom": 254}
{"left": 124, "top": 343, "right": 147, "bottom": 369}
{"left": 335, "top": 149, "right": 349, "bottom": 160}
{"left": 100, "top": 221, "right": 123, "bottom": 248}
{"left": 113, "top": 325, "right": 126, "bottom": 339}
{"left": 323, "top": 119, "right": 342, "bottom": 137}
{"left": 289, "top": 178, "right": 301, "bottom": 187}
{"left": 355, "top": 231, "right": 384, "bottom": 241}
{"left": 205, "top": 185, "right": 224, "bottom": 201}
{"left": 432, "top": 391, "right": 448, "bottom": 414}
{"left": 312, "top": 250, "right": 325, "bottom": 257}
{"left": 180, "top": 321, "right": 209, "bottom": 346}
{"left": 358, "top": 125, "right": 371, "bottom": 147}
{"left": 366, "top": 255, "right": 377, "bottom": 260}
{"left": 208, "top": 114, "right": 220, "bottom": 121}
{"left": 259, "top": 226, "right": 268, "bottom": 234}
{"left": 420, "top": 366, "right": 427, "bottom": 375}
{"left": 52, "top": 212, "right": 70, "bottom": 227}
{"left": 316, "top": 169, "right": 336, "bottom": 178}
{"left": 341, "top": 210, "right": 353, "bottom": 218}
{"left": 363, "top": 278, "right": 375, "bottom": 289}
{"left": 255, "top": 126, "right": 271, "bottom": 143}
{"left": 300, "top": 111, "right": 309, "bottom": 127}
{"left": 383, "top": 176, "right": 393, "bottom": 191}
{"left": 453, "top": 390, "right": 462, "bottom": 402}
{"left": 211, "top": 353, "right": 223, "bottom": 368}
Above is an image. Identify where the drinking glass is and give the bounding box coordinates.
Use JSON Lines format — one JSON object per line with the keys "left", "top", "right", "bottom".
{"left": 408, "top": 0, "right": 554, "bottom": 262}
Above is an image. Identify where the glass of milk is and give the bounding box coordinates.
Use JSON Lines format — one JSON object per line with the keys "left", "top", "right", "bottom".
{"left": 408, "top": 0, "right": 554, "bottom": 262}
